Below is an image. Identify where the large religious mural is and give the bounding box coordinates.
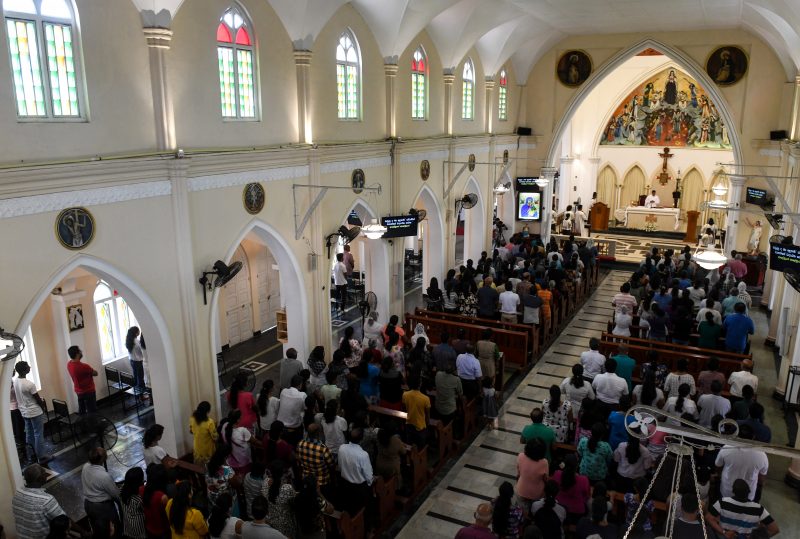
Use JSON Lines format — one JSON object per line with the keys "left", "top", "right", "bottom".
{"left": 600, "top": 67, "right": 732, "bottom": 149}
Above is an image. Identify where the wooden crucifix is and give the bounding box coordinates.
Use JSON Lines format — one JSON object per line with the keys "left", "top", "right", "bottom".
{"left": 658, "top": 147, "right": 673, "bottom": 185}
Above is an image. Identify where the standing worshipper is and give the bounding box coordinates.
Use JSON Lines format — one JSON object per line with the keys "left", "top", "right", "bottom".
{"left": 189, "top": 401, "right": 218, "bottom": 466}
{"left": 574, "top": 205, "right": 588, "bottom": 237}
{"left": 279, "top": 348, "right": 302, "bottom": 390}
{"left": 12, "top": 464, "right": 66, "bottom": 539}
{"left": 125, "top": 326, "right": 148, "bottom": 398}
{"left": 456, "top": 344, "right": 483, "bottom": 400}
{"left": 66, "top": 345, "right": 98, "bottom": 415}
{"left": 333, "top": 253, "right": 348, "bottom": 313}
{"left": 81, "top": 447, "right": 121, "bottom": 539}
{"left": 13, "top": 361, "right": 48, "bottom": 465}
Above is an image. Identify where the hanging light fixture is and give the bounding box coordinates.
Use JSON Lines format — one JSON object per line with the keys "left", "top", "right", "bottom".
{"left": 712, "top": 182, "right": 728, "bottom": 198}
{"left": 361, "top": 219, "right": 387, "bottom": 239}
{"left": 535, "top": 176, "right": 549, "bottom": 188}
{"left": 493, "top": 183, "right": 510, "bottom": 195}
{"left": 707, "top": 198, "right": 729, "bottom": 209}
{"left": 694, "top": 247, "right": 727, "bottom": 270}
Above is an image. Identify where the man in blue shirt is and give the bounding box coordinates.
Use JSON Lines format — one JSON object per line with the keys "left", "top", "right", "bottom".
{"left": 722, "top": 302, "right": 754, "bottom": 354}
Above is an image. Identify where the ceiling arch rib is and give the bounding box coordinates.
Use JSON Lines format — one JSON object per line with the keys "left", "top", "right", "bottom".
{"left": 350, "top": 0, "right": 457, "bottom": 62}
{"left": 743, "top": 3, "right": 799, "bottom": 80}
{"left": 509, "top": 30, "right": 565, "bottom": 85}
{"left": 476, "top": 15, "right": 560, "bottom": 78}
{"left": 266, "top": 0, "right": 348, "bottom": 50}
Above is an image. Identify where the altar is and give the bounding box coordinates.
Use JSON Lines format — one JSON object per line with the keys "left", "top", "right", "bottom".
{"left": 614, "top": 206, "right": 681, "bottom": 231}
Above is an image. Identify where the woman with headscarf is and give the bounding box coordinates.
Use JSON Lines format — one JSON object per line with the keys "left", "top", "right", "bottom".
{"left": 737, "top": 281, "right": 752, "bottom": 310}
{"left": 410, "top": 323, "right": 429, "bottom": 348}
{"left": 612, "top": 305, "right": 633, "bottom": 337}
{"left": 306, "top": 346, "right": 327, "bottom": 391}
{"left": 362, "top": 311, "right": 384, "bottom": 351}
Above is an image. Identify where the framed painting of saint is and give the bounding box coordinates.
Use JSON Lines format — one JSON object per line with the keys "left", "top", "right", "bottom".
{"left": 706, "top": 46, "right": 748, "bottom": 86}
{"left": 556, "top": 50, "right": 592, "bottom": 87}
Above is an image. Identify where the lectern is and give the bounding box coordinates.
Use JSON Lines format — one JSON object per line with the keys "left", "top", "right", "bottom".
{"left": 590, "top": 202, "right": 609, "bottom": 231}
{"left": 683, "top": 210, "right": 700, "bottom": 242}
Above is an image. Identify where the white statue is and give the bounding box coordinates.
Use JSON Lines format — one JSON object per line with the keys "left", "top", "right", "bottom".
{"left": 744, "top": 218, "right": 763, "bottom": 255}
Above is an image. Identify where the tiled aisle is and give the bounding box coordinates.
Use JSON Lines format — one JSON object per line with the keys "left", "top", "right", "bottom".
{"left": 396, "top": 270, "right": 631, "bottom": 538}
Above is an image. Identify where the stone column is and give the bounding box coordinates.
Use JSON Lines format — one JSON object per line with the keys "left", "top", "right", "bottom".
{"left": 294, "top": 50, "right": 313, "bottom": 144}
{"left": 443, "top": 71, "right": 455, "bottom": 136}
{"left": 724, "top": 176, "right": 745, "bottom": 254}
{"left": 790, "top": 74, "right": 800, "bottom": 141}
{"left": 484, "top": 78, "right": 496, "bottom": 134}
{"left": 384, "top": 63, "right": 398, "bottom": 138}
{"left": 143, "top": 27, "right": 176, "bottom": 151}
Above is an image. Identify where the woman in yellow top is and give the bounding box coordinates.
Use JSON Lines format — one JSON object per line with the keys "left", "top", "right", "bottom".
{"left": 166, "top": 481, "right": 208, "bottom": 538}
{"left": 189, "top": 401, "right": 217, "bottom": 466}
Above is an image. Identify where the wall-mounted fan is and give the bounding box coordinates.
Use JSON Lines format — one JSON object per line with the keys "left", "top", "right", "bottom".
{"left": 325, "top": 225, "right": 361, "bottom": 258}
{"left": 0, "top": 328, "right": 24, "bottom": 362}
{"left": 770, "top": 234, "right": 785, "bottom": 244}
{"left": 765, "top": 214, "right": 784, "bottom": 230}
{"left": 358, "top": 291, "right": 378, "bottom": 337}
{"left": 455, "top": 193, "right": 479, "bottom": 218}
{"left": 785, "top": 268, "right": 800, "bottom": 294}
{"left": 76, "top": 414, "right": 118, "bottom": 451}
{"left": 199, "top": 260, "right": 244, "bottom": 305}
{"left": 409, "top": 208, "right": 427, "bottom": 222}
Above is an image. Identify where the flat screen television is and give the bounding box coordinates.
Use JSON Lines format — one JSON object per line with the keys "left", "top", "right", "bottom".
{"left": 517, "top": 192, "right": 542, "bottom": 221}
{"left": 381, "top": 215, "right": 418, "bottom": 238}
{"left": 746, "top": 187, "right": 769, "bottom": 206}
{"left": 515, "top": 176, "right": 541, "bottom": 192}
{"left": 769, "top": 242, "right": 800, "bottom": 273}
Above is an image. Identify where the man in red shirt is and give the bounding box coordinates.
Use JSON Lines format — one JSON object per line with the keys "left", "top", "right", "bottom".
{"left": 66, "top": 346, "right": 97, "bottom": 414}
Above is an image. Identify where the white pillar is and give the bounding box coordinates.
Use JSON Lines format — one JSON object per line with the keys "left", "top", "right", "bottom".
{"left": 50, "top": 291, "right": 86, "bottom": 413}
{"left": 384, "top": 63, "right": 398, "bottom": 138}
{"left": 724, "top": 176, "right": 745, "bottom": 255}
{"left": 485, "top": 78, "right": 496, "bottom": 134}
{"left": 143, "top": 27, "right": 176, "bottom": 151}
{"left": 790, "top": 74, "right": 800, "bottom": 141}
{"left": 294, "top": 50, "right": 313, "bottom": 144}
{"left": 443, "top": 71, "right": 455, "bottom": 136}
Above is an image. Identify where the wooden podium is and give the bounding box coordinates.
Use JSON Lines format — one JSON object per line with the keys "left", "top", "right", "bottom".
{"left": 590, "top": 202, "right": 609, "bottom": 231}
{"left": 683, "top": 210, "right": 700, "bottom": 242}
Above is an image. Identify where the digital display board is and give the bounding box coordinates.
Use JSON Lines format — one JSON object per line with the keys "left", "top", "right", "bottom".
{"left": 769, "top": 242, "right": 800, "bottom": 273}
{"left": 746, "top": 187, "right": 769, "bottom": 206}
{"left": 515, "top": 176, "right": 541, "bottom": 192}
{"left": 381, "top": 215, "right": 419, "bottom": 238}
{"left": 517, "top": 192, "right": 542, "bottom": 221}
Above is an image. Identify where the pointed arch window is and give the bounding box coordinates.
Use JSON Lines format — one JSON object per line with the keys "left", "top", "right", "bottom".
{"left": 462, "top": 58, "right": 474, "bottom": 120}
{"left": 217, "top": 5, "right": 257, "bottom": 119}
{"left": 411, "top": 46, "right": 427, "bottom": 120}
{"left": 3, "top": 0, "right": 84, "bottom": 119}
{"left": 336, "top": 29, "right": 360, "bottom": 120}
{"left": 498, "top": 69, "right": 508, "bottom": 121}
{"left": 94, "top": 281, "right": 139, "bottom": 363}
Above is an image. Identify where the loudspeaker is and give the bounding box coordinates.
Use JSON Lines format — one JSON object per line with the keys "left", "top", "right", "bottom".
{"left": 770, "top": 130, "right": 787, "bottom": 140}
{"left": 308, "top": 253, "right": 317, "bottom": 271}
{"left": 516, "top": 127, "right": 532, "bottom": 136}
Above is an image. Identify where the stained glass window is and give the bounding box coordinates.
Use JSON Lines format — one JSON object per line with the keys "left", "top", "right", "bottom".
{"left": 217, "top": 6, "right": 257, "bottom": 119}
{"left": 336, "top": 30, "right": 360, "bottom": 120}
{"left": 462, "top": 58, "right": 474, "bottom": 120}
{"left": 94, "top": 281, "right": 139, "bottom": 364}
{"left": 498, "top": 69, "right": 508, "bottom": 121}
{"left": 3, "top": 0, "right": 82, "bottom": 119}
{"left": 411, "top": 46, "right": 426, "bottom": 120}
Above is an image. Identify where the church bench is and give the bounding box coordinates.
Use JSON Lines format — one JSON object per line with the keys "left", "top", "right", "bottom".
{"left": 600, "top": 333, "right": 751, "bottom": 363}
{"left": 404, "top": 313, "right": 529, "bottom": 368}
{"left": 372, "top": 475, "right": 399, "bottom": 533}
{"left": 326, "top": 507, "right": 365, "bottom": 539}
{"left": 413, "top": 308, "right": 540, "bottom": 361}
{"left": 598, "top": 338, "right": 745, "bottom": 380}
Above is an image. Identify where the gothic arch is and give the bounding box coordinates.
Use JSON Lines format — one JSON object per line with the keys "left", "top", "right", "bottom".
{"left": 411, "top": 184, "right": 445, "bottom": 287}
{"left": 462, "top": 175, "right": 486, "bottom": 264}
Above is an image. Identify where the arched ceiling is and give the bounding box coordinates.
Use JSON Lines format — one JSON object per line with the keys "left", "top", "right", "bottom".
{"left": 134, "top": 0, "right": 799, "bottom": 82}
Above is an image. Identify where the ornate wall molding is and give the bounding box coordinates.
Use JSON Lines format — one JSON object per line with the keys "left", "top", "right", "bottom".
{"left": 399, "top": 150, "right": 449, "bottom": 164}
{"left": 0, "top": 181, "right": 171, "bottom": 220}
{"left": 319, "top": 156, "right": 391, "bottom": 175}
{"left": 187, "top": 165, "right": 310, "bottom": 192}
{"left": 455, "top": 145, "right": 489, "bottom": 157}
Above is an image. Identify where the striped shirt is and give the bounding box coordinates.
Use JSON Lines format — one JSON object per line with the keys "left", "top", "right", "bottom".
{"left": 710, "top": 496, "right": 774, "bottom": 535}
{"left": 122, "top": 494, "right": 147, "bottom": 539}
{"left": 612, "top": 292, "right": 638, "bottom": 314}
{"left": 12, "top": 486, "right": 65, "bottom": 539}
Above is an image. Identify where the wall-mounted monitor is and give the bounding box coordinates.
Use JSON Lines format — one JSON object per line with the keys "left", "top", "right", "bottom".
{"left": 381, "top": 215, "right": 419, "bottom": 238}
{"left": 517, "top": 192, "right": 542, "bottom": 221}
{"left": 746, "top": 187, "right": 770, "bottom": 206}
{"left": 515, "top": 177, "right": 541, "bottom": 192}
{"left": 769, "top": 242, "right": 800, "bottom": 273}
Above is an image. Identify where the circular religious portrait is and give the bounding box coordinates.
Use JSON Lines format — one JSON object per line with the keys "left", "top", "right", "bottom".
{"left": 468, "top": 154, "right": 476, "bottom": 171}
{"left": 503, "top": 149, "right": 509, "bottom": 165}
{"left": 706, "top": 45, "right": 748, "bottom": 86}
{"left": 243, "top": 182, "right": 265, "bottom": 214}
{"left": 56, "top": 207, "right": 95, "bottom": 250}
{"left": 556, "top": 50, "right": 592, "bottom": 87}
{"left": 351, "top": 168, "right": 365, "bottom": 194}
{"left": 420, "top": 159, "right": 430, "bottom": 181}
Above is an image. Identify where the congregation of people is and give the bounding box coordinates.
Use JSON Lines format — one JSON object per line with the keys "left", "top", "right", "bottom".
{"left": 454, "top": 245, "right": 779, "bottom": 539}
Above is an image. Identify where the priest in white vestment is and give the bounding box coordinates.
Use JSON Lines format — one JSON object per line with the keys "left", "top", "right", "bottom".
{"left": 644, "top": 190, "right": 661, "bottom": 208}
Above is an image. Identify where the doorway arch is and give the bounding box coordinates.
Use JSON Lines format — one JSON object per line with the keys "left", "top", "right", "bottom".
{"left": 462, "top": 176, "right": 487, "bottom": 264}
{"left": 2, "top": 255, "right": 182, "bottom": 487}
{"left": 210, "top": 219, "right": 310, "bottom": 387}
{"left": 596, "top": 164, "right": 618, "bottom": 214}
{"left": 221, "top": 246, "right": 253, "bottom": 347}
{"left": 412, "top": 184, "right": 445, "bottom": 288}
{"left": 338, "top": 199, "right": 391, "bottom": 325}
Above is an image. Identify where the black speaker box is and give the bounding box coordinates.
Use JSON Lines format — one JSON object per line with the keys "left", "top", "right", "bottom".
{"left": 770, "top": 130, "right": 787, "bottom": 140}
{"left": 516, "top": 127, "right": 532, "bottom": 136}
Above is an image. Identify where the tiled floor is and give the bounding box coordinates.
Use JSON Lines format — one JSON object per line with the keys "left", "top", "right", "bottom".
{"left": 396, "top": 269, "right": 800, "bottom": 538}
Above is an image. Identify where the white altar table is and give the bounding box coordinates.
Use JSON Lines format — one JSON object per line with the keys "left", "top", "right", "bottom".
{"left": 615, "top": 206, "right": 681, "bottom": 231}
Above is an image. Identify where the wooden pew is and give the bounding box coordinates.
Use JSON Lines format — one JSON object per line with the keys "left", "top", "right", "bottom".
{"left": 405, "top": 313, "right": 530, "bottom": 368}
{"left": 413, "top": 308, "right": 540, "bottom": 361}
{"left": 330, "top": 508, "right": 365, "bottom": 539}
{"left": 372, "top": 475, "right": 398, "bottom": 533}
